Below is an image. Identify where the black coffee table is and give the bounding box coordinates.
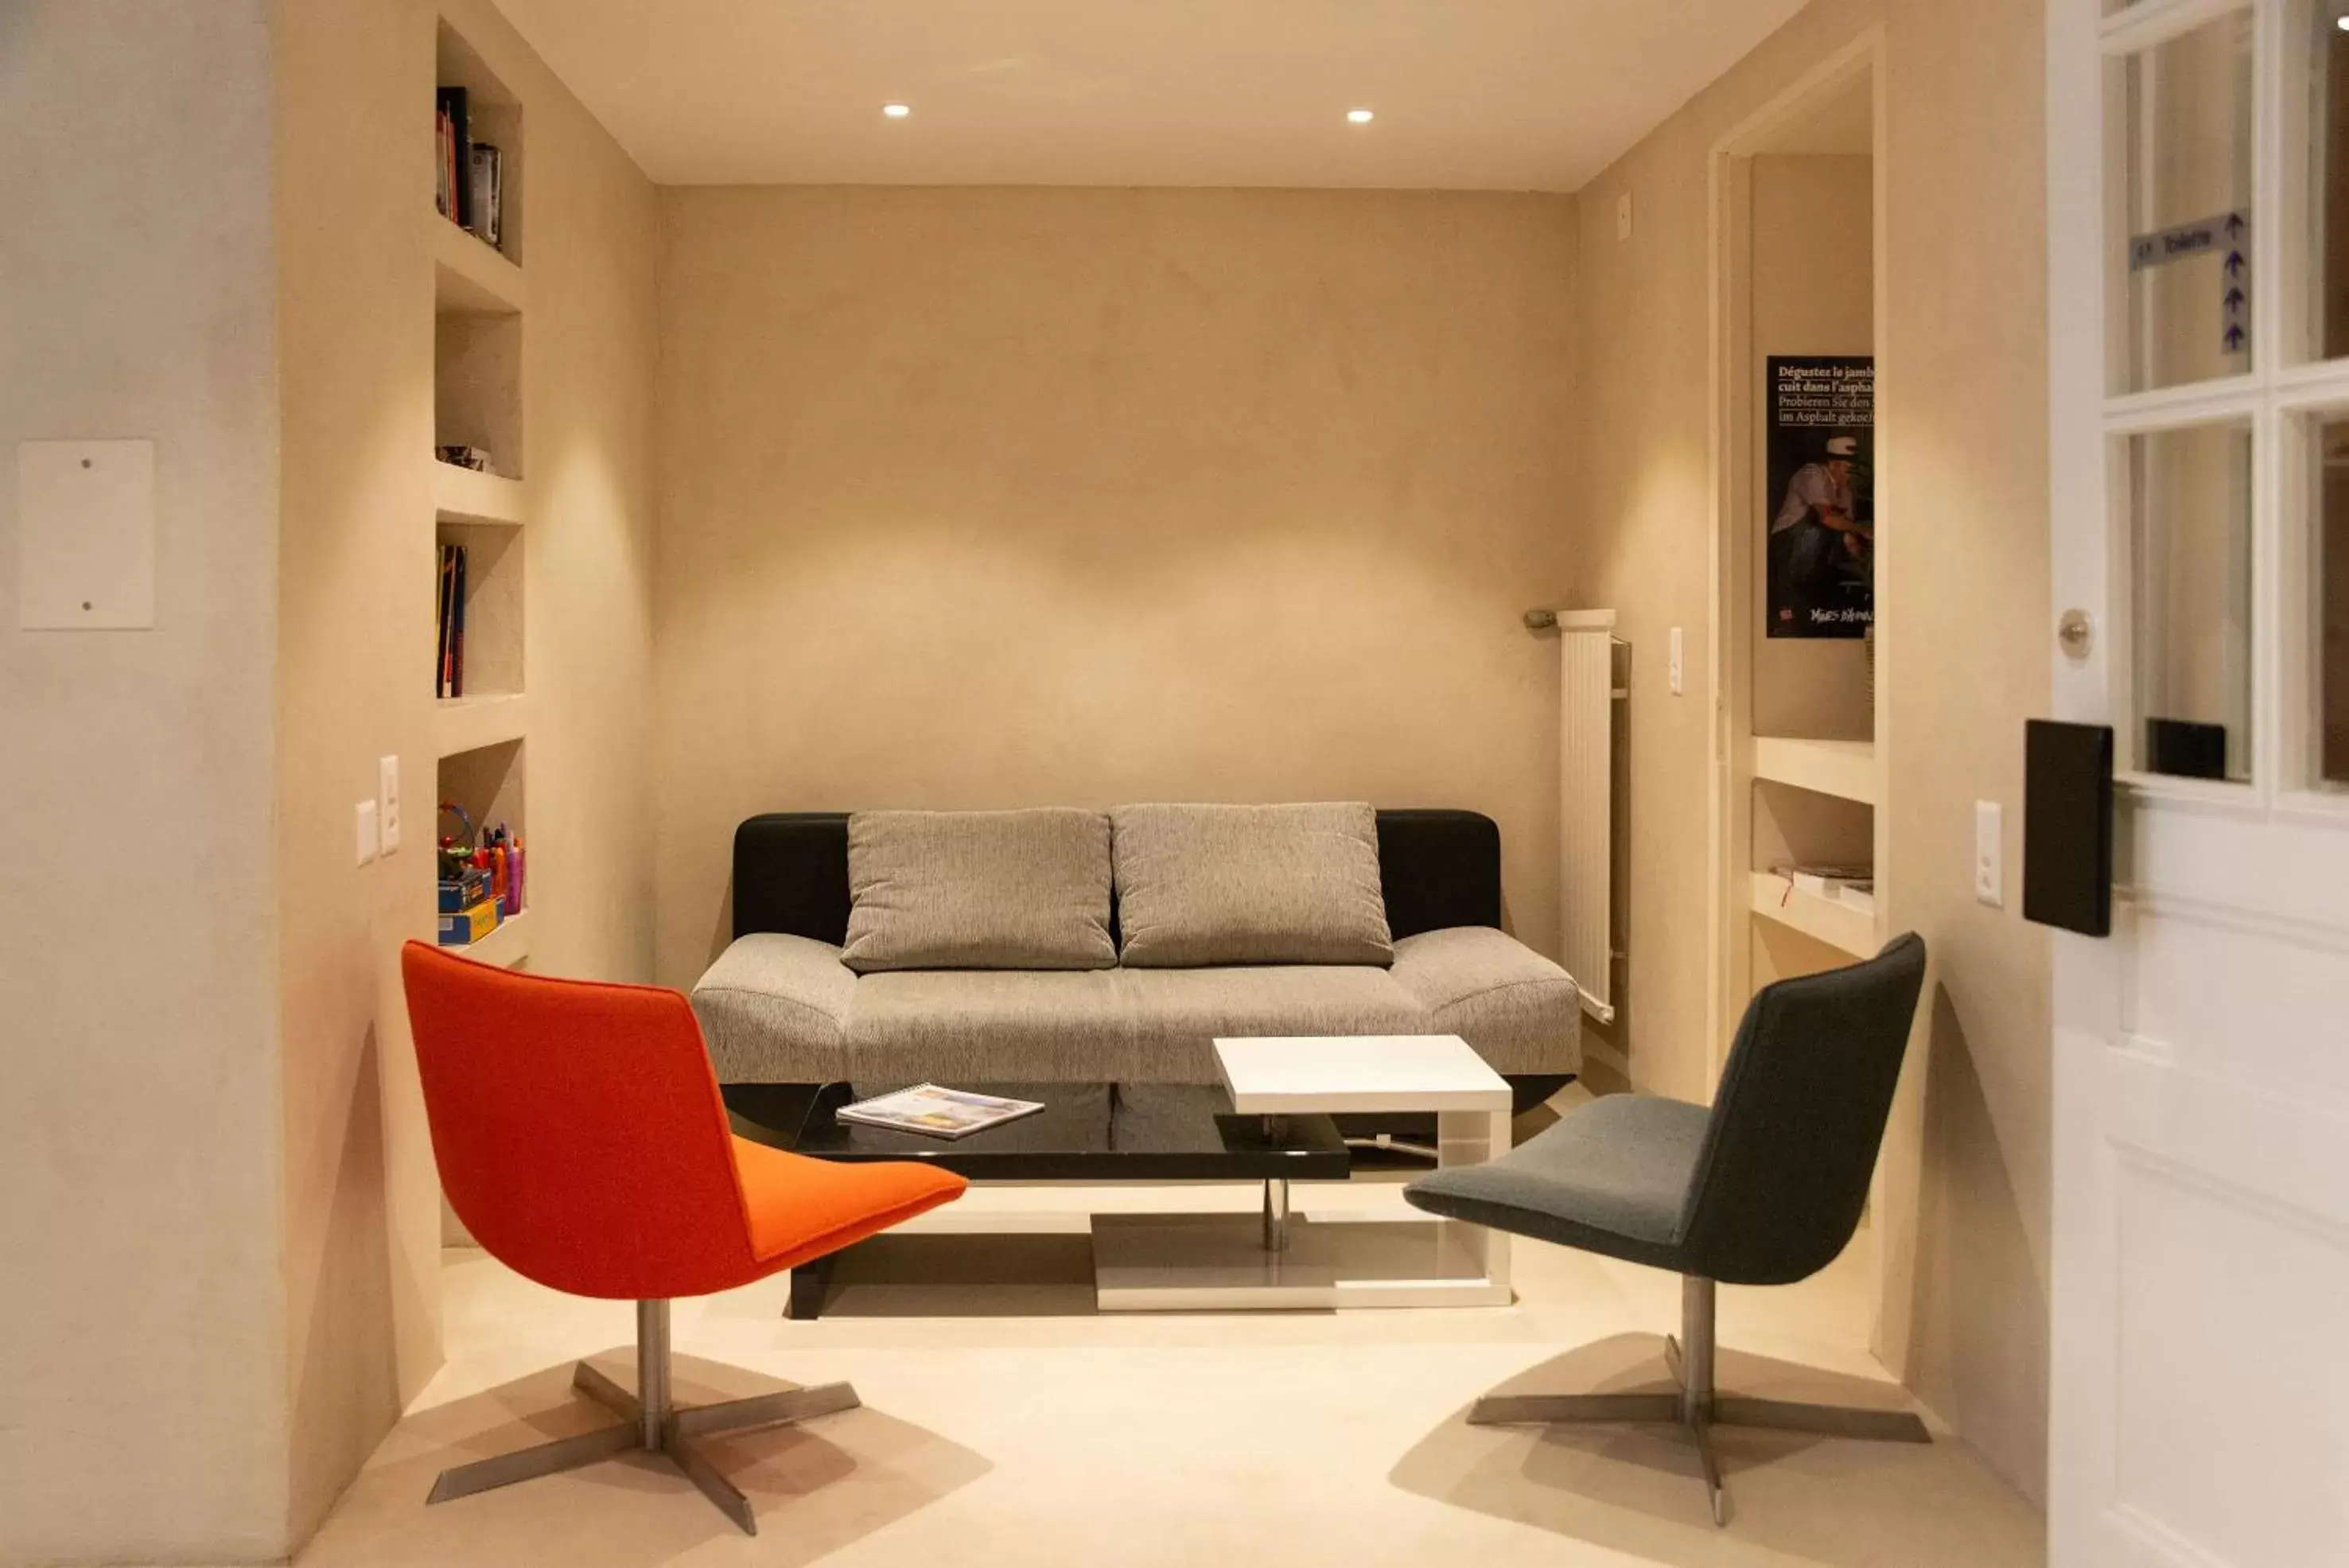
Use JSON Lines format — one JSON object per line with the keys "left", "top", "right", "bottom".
{"left": 723, "top": 1082, "right": 1349, "bottom": 1317}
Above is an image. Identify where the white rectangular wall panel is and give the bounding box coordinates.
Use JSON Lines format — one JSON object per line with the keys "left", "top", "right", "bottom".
{"left": 1558, "top": 612, "right": 1616, "bottom": 1023}
{"left": 18, "top": 439, "right": 155, "bottom": 629}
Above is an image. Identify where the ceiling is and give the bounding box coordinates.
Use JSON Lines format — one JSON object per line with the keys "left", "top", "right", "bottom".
{"left": 496, "top": 0, "right": 1809, "bottom": 192}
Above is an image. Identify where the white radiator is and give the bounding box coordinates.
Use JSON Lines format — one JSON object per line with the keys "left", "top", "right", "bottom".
{"left": 1557, "top": 611, "right": 1620, "bottom": 1024}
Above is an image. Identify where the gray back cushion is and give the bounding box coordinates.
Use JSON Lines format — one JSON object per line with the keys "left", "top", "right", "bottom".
{"left": 842, "top": 808, "right": 1116, "bottom": 974}
{"left": 1111, "top": 802, "right": 1393, "bottom": 967}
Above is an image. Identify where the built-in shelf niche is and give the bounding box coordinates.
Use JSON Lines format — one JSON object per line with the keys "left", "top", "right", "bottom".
{"left": 434, "top": 517, "right": 522, "bottom": 703}
{"left": 435, "top": 20, "right": 524, "bottom": 267}
{"left": 433, "top": 691, "right": 526, "bottom": 760}
{"left": 1748, "top": 777, "right": 1876, "bottom": 957}
{"left": 433, "top": 20, "right": 523, "bottom": 484}
{"left": 434, "top": 733, "right": 530, "bottom": 1045}
{"left": 1749, "top": 871, "right": 1876, "bottom": 959}
{"left": 1751, "top": 776, "right": 1873, "bottom": 877}
{"left": 431, "top": 457, "right": 522, "bottom": 526}
{"left": 456, "top": 906, "right": 531, "bottom": 970}
{"left": 434, "top": 314, "right": 522, "bottom": 483}
{"left": 1752, "top": 735, "right": 1879, "bottom": 804}
{"left": 438, "top": 735, "right": 525, "bottom": 838}
{"left": 431, "top": 216, "right": 525, "bottom": 315}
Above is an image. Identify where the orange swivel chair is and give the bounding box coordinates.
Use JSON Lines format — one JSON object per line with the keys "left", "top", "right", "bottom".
{"left": 400, "top": 942, "right": 966, "bottom": 1535}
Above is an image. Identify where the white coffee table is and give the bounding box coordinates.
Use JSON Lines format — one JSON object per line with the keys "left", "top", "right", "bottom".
{"left": 1090, "top": 1034, "right": 1515, "bottom": 1311}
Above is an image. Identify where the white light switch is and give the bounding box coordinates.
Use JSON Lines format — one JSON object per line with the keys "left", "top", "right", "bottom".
{"left": 18, "top": 439, "right": 156, "bottom": 629}
{"left": 1669, "top": 626, "right": 1685, "bottom": 695}
{"left": 1975, "top": 800, "right": 2003, "bottom": 907}
{"left": 356, "top": 800, "right": 380, "bottom": 866}
{"left": 378, "top": 755, "right": 402, "bottom": 854}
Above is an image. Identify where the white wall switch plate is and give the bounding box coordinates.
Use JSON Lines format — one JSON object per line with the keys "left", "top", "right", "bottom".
{"left": 18, "top": 439, "right": 156, "bottom": 629}
{"left": 356, "top": 800, "right": 380, "bottom": 866}
{"left": 1616, "top": 192, "right": 1634, "bottom": 241}
{"left": 378, "top": 755, "right": 401, "bottom": 854}
{"left": 1975, "top": 800, "right": 2004, "bottom": 907}
{"left": 1669, "top": 626, "right": 1685, "bottom": 695}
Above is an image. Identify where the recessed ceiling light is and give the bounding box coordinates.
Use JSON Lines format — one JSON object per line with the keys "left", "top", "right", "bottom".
{"left": 882, "top": 103, "right": 912, "bottom": 119}
{"left": 1348, "top": 107, "right": 1376, "bottom": 125}
{"left": 2337, "top": 13, "right": 2349, "bottom": 29}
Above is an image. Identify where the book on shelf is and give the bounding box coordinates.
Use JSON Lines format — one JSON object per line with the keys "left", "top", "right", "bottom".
{"left": 433, "top": 85, "right": 506, "bottom": 253}
{"left": 835, "top": 1084, "right": 1045, "bottom": 1142}
{"left": 467, "top": 144, "right": 503, "bottom": 249}
{"left": 435, "top": 541, "right": 469, "bottom": 699}
{"left": 1837, "top": 882, "right": 1876, "bottom": 915}
{"left": 1775, "top": 863, "right": 1870, "bottom": 897}
{"left": 434, "top": 87, "right": 470, "bottom": 229}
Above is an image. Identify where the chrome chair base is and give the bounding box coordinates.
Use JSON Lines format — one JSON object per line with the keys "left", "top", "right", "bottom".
{"left": 426, "top": 1300, "right": 857, "bottom": 1536}
{"left": 1465, "top": 1277, "right": 1929, "bottom": 1527}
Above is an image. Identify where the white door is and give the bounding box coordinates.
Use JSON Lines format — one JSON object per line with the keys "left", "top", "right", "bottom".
{"left": 2048, "top": 2, "right": 2349, "bottom": 1564}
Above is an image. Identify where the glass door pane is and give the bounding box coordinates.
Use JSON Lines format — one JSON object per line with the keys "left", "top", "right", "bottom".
{"left": 2317, "top": 418, "right": 2349, "bottom": 784}
{"left": 2112, "top": 10, "right": 2255, "bottom": 392}
{"left": 2128, "top": 422, "right": 2254, "bottom": 780}
{"left": 2312, "top": 2, "right": 2349, "bottom": 358}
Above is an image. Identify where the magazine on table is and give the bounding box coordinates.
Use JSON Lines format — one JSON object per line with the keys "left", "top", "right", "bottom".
{"left": 835, "top": 1084, "right": 1045, "bottom": 1141}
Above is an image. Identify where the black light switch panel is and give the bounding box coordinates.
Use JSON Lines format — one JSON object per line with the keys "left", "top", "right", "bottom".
{"left": 2024, "top": 719, "right": 2114, "bottom": 938}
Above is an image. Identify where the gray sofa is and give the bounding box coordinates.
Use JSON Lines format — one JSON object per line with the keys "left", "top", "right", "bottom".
{"left": 691, "top": 805, "right": 1582, "bottom": 1093}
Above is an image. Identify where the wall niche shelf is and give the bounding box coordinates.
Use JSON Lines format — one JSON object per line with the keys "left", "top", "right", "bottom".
{"left": 1752, "top": 736, "right": 1879, "bottom": 805}
{"left": 431, "top": 17, "right": 534, "bottom": 1003}
{"left": 432, "top": 461, "right": 523, "bottom": 527}
{"left": 434, "top": 514, "right": 522, "bottom": 704}
{"left": 430, "top": 216, "right": 525, "bottom": 316}
{"left": 434, "top": 691, "right": 526, "bottom": 759}
{"left": 449, "top": 906, "right": 531, "bottom": 970}
{"left": 1749, "top": 871, "right": 1876, "bottom": 959}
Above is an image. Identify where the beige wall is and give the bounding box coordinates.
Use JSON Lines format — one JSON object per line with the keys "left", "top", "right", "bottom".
{"left": 276, "top": 0, "right": 659, "bottom": 1543}
{"left": 0, "top": 2, "right": 291, "bottom": 1559}
{"left": 1572, "top": 0, "right": 2052, "bottom": 1504}
{"left": 651, "top": 187, "right": 1578, "bottom": 986}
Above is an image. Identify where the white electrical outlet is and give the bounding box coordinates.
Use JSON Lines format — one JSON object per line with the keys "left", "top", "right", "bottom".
{"left": 1669, "top": 626, "right": 1685, "bottom": 695}
{"left": 1975, "top": 800, "right": 2003, "bottom": 907}
{"left": 1616, "top": 192, "right": 1634, "bottom": 241}
{"left": 356, "top": 800, "right": 380, "bottom": 866}
{"left": 378, "top": 755, "right": 401, "bottom": 854}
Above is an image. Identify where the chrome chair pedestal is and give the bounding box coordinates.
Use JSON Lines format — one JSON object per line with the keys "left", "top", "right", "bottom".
{"left": 1466, "top": 1276, "right": 1929, "bottom": 1526}
{"left": 425, "top": 1299, "right": 859, "bottom": 1536}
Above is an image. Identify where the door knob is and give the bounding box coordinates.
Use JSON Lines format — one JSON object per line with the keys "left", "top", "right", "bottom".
{"left": 2058, "top": 609, "right": 2093, "bottom": 660}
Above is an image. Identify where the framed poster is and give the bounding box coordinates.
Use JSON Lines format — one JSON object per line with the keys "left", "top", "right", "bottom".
{"left": 1764, "top": 355, "right": 1874, "bottom": 639}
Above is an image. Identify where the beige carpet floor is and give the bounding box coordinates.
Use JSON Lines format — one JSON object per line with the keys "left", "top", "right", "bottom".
{"left": 298, "top": 1155, "right": 2044, "bottom": 1568}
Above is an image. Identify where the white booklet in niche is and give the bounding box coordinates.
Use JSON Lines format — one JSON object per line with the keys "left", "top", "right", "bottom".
{"left": 835, "top": 1084, "right": 1045, "bottom": 1141}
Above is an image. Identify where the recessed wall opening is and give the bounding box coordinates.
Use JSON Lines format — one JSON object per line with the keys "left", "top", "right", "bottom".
{"left": 436, "top": 20, "right": 525, "bottom": 267}
{"left": 1714, "top": 50, "right": 1883, "bottom": 1055}
{"left": 1706, "top": 36, "right": 1897, "bottom": 1361}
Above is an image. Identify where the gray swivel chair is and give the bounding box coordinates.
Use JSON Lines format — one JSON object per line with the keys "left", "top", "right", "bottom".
{"left": 1403, "top": 933, "right": 1931, "bottom": 1526}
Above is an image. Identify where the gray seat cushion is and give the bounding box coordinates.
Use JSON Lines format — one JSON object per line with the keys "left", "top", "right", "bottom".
{"left": 846, "top": 967, "right": 1135, "bottom": 1083}
{"left": 842, "top": 807, "right": 1115, "bottom": 973}
{"left": 690, "top": 925, "right": 1582, "bottom": 1086}
{"left": 1389, "top": 925, "right": 1580, "bottom": 1076}
{"left": 1111, "top": 802, "right": 1393, "bottom": 967}
{"left": 690, "top": 933, "right": 857, "bottom": 1083}
{"left": 1404, "top": 1093, "right": 1710, "bottom": 1274}
{"left": 1115, "top": 964, "right": 1427, "bottom": 1083}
